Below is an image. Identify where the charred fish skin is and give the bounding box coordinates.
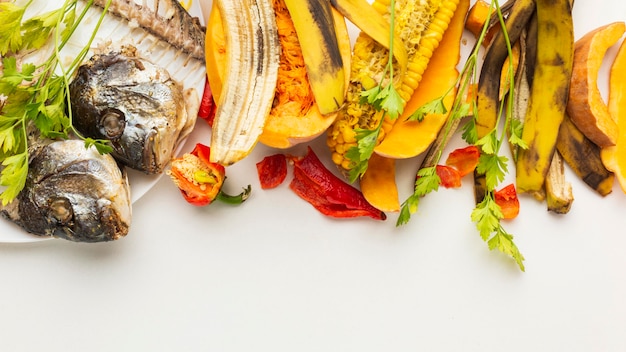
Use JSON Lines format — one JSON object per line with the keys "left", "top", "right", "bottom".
{"left": 69, "top": 47, "right": 189, "bottom": 174}
{"left": 0, "top": 140, "right": 132, "bottom": 242}
{"left": 90, "top": 0, "right": 205, "bottom": 61}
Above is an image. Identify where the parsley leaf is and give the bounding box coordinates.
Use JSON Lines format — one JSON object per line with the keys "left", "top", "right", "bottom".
{"left": 471, "top": 194, "right": 525, "bottom": 271}
{"left": 0, "top": 3, "right": 26, "bottom": 55}
{"left": 396, "top": 166, "right": 440, "bottom": 226}
{"left": 406, "top": 97, "right": 447, "bottom": 122}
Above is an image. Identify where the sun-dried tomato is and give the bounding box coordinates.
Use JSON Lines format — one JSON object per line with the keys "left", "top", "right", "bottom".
{"left": 446, "top": 145, "right": 480, "bottom": 177}
{"left": 256, "top": 153, "right": 288, "bottom": 189}
{"left": 494, "top": 183, "right": 520, "bottom": 219}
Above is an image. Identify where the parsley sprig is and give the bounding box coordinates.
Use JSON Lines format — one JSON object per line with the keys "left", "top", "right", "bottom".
{"left": 345, "top": 0, "right": 404, "bottom": 183}
{"left": 0, "top": 0, "right": 114, "bottom": 205}
{"left": 395, "top": 0, "right": 526, "bottom": 271}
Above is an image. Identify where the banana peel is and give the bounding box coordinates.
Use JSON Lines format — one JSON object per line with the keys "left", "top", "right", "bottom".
{"left": 206, "top": 0, "right": 351, "bottom": 150}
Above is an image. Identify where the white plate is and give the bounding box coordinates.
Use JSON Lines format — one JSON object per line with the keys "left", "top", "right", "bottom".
{"left": 0, "top": 0, "right": 206, "bottom": 242}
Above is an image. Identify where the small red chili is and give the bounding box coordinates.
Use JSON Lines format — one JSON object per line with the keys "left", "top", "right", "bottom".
{"left": 168, "top": 143, "right": 250, "bottom": 206}
{"left": 494, "top": 183, "right": 520, "bottom": 219}
{"left": 198, "top": 78, "right": 217, "bottom": 127}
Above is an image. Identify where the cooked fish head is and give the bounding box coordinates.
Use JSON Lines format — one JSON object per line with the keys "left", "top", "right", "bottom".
{"left": 69, "top": 47, "right": 191, "bottom": 174}
{"left": 0, "top": 140, "right": 132, "bottom": 242}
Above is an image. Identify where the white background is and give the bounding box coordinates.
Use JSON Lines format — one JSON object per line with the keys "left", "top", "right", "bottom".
{"left": 1, "top": 0, "right": 626, "bottom": 351}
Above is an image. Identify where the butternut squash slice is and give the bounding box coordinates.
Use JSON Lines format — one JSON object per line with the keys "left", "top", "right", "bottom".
{"left": 205, "top": 0, "right": 352, "bottom": 149}
{"left": 360, "top": 0, "right": 469, "bottom": 212}
{"left": 567, "top": 21, "right": 625, "bottom": 148}
{"left": 373, "top": 0, "right": 468, "bottom": 159}
{"left": 601, "top": 37, "right": 626, "bottom": 193}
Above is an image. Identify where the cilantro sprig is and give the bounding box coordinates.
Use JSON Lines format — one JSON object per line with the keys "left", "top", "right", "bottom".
{"left": 395, "top": 0, "right": 526, "bottom": 271}
{"left": 0, "top": 0, "right": 114, "bottom": 205}
{"left": 345, "top": 0, "right": 404, "bottom": 183}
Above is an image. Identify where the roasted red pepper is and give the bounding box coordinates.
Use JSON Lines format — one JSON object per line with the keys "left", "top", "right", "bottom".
{"left": 494, "top": 183, "right": 520, "bottom": 219}
{"left": 198, "top": 78, "right": 216, "bottom": 127}
{"left": 256, "top": 153, "right": 288, "bottom": 189}
{"left": 435, "top": 165, "right": 462, "bottom": 188}
{"left": 168, "top": 143, "right": 250, "bottom": 206}
{"left": 289, "top": 147, "right": 386, "bottom": 220}
{"left": 445, "top": 145, "right": 480, "bottom": 177}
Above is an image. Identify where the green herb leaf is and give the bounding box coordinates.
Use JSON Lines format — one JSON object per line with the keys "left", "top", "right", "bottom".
{"left": 0, "top": 152, "right": 28, "bottom": 206}
{"left": 396, "top": 166, "right": 440, "bottom": 226}
{"left": 407, "top": 97, "right": 447, "bottom": 122}
{"left": 0, "top": 3, "right": 26, "bottom": 55}
{"left": 471, "top": 186, "right": 525, "bottom": 271}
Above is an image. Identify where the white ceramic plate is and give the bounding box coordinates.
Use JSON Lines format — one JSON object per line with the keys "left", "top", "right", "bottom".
{"left": 0, "top": 0, "right": 206, "bottom": 242}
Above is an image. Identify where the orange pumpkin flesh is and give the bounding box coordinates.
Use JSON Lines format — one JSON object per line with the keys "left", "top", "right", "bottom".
{"left": 567, "top": 21, "right": 625, "bottom": 148}
{"left": 360, "top": 0, "right": 470, "bottom": 212}
{"left": 373, "top": 0, "right": 468, "bottom": 159}
{"left": 205, "top": 1, "right": 351, "bottom": 149}
{"left": 601, "top": 37, "right": 626, "bottom": 193}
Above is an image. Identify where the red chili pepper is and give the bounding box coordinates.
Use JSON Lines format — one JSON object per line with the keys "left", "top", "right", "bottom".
{"left": 445, "top": 145, "right": 480, "bottom": 177}
{"left": 289, "top": 147, "right": 386, "bottom": 220}
{"left": 435, "top": 165, "right": 462, "bottom": 188}
{"left": 494, "top": 183, "right": 520, "bottom": 219}
{"left": 168, "top": 143, "right": 250, "bottom": 206}
{"left": 256, "top": 153, "right": 288, "bottom": 189}
{"left": 198, "top": 78, "right": 216, "bottom": 127}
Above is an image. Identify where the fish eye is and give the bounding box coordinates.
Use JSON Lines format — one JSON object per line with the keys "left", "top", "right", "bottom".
{"left": 99, "top": 108, "right": 126, "bottom": 139}
{"left": 47, "top": 197, "right": 73, "bottom": 225}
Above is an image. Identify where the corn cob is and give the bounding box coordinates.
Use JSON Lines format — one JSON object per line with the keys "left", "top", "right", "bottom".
{"left": 327, "top": 0, "right": 459, "bottom": 173}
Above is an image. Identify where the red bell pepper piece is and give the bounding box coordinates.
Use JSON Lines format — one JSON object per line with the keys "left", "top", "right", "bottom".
{"left": 289, "top": 147, "right": 386, "bottom": 220}
{"left": 494, "top": 183, "right": 520, "bottom": 219}
{"left": 256, "top": 153, "right": 288, "bottom": 189}
{"left": 445, "top": 145, "right": 480, "bottom": 177}
{"left": 435, "top": 165, "right": 462, "bottom": 188}
{"left": 198, "top": 78, "right": 216, "bottom": 127}
{"left": 168, "top": 143, "right": 250, "bottom": 206}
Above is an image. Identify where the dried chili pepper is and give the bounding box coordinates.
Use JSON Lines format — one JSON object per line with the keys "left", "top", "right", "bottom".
{"left": 167, "top": 143, "right": 250, "bottom": 206}
{"left": 198, "top": 78, "right": 216, "bottom": 127}
{"left": 446, "top": 145, "right": 480, "bottom": 177}
{"left": 289, "top": 147, "right": 386, "bottom": 220}
{"left": 494, "top": 183, "right": 520, "bottom": 219}
{"left": 436, "top": 165, "right": 462, "bottom": 188}
{"left": 256, "top": 153, "right": 288, "bottom": 189}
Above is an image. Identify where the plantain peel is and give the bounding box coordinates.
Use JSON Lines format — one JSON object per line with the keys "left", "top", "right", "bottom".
{"left": 284, "top": 0, "right": 346, "bottom": 115}
{"left": 210, "top": 0, "right": 281, "bottom": 165}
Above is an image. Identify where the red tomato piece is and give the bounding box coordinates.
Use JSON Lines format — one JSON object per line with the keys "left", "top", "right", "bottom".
{"left": 436, "top": 165, "right": 462, "bottom": 188}
{"left": 256, "top": 153, "right": 288, "bottom": 189}
{"left": 446, "top": 145, "right": 480, "bottom": 177}
{"left": 494, "top": 183, "right": 520, "bottom": 219}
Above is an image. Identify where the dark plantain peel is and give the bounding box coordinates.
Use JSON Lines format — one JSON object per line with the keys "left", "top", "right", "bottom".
{"left": 473, "top": 0, "right": 536, "bottom": 204}
{"left": 556, "top": 116, "right": 614, "bottom": 197}
{"left": 515, "top": 0, "right": 575, "bottom": 195}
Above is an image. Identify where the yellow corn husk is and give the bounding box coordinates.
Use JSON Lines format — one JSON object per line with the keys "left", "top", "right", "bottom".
{"left": 327, "top": 0, "right": 460, "bottom": 172}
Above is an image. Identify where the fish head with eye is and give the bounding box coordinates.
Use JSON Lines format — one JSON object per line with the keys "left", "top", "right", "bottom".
{"left": 0, "top": 140, "right": 132, "bottom": 242}
{"left": 69, "top": 46, "right": 193, "bottom": 174}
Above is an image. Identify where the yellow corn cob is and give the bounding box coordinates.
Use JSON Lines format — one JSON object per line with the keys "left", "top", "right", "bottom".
{"left": 327, "top": 0, "right": 459, "bottom": 172}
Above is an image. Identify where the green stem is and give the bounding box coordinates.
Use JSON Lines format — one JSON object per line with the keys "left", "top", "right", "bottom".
{"left": 216, "top": 185, "right": 252, "bottom": 205}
